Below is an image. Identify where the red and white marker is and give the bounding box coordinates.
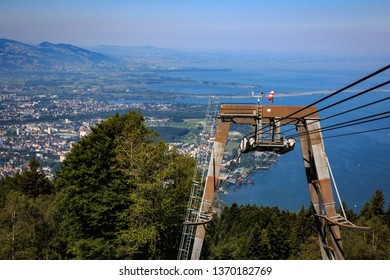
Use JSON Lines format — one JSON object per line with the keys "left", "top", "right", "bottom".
{"left": 268, "top": 90, "right": 275, "bottom": 101}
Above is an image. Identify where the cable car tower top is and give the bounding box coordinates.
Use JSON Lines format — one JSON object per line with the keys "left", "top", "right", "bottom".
{"left": 179, "top": 103, "right": 370, "bottom": 260}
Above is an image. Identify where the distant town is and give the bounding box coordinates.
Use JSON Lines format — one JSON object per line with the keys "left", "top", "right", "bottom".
{"left": 0, "top": 38, "right": 261, "bottom": 180}
{"left": 0, "top": 90, "right": 211, "bottom": 178}
{"left": 1, "top": 92, "right": 153, "bottom": 177}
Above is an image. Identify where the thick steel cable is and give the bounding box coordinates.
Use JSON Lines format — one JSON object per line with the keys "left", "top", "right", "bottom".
{"left": 238, "top": 152, "right": 276, "bottom": 187}
{"left": 279, "top": 81, "right": 390, "bottom": 135}
{"left": 295, "top": 126, "right": 390, "bottom": 142}
{"left": 255, "top": 66, "right": 390, "bottom": 136}
{"left": 278, "top": 64, "right": 390, "bottom": 121}
{"left": 286, "top": 111, "right": 390, "bottom": 139}
{"left": 321, "top": 95, "right": 390, "bottom": 121}
{"left": 218, "top": 149, "right": 278, "bottom": 191}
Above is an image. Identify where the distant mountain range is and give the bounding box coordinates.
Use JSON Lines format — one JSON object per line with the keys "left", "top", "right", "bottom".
{"left": 0, "top": 38, "right": 123, "bottom": 72}
{"left": 0, "top": 38, "right": 243, "bottom": 72}
{"left": 91, "top": 44, "right": 185, "bottom": 58}
{"left": 2, "top": 38, "right": 377, "bottom": 73}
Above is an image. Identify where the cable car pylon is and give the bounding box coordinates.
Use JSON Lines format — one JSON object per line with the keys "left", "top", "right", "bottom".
{"left": 179, "top": 103, "right": 370, "bottom": 260}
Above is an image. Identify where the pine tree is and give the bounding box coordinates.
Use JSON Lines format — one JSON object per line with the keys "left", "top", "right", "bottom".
{"left": 0, "top": 159, "right": 57, "bottom": 259}
{"left": 361, "top": 189, "right": 385, "bottom": 219}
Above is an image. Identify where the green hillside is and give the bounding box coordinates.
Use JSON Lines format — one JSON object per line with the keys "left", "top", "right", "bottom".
{"left": 0, "top": 110, "right": 389, "bottom": 260}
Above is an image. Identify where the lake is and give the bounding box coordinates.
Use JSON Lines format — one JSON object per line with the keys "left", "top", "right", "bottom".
{"left": 144, "top": 62, "right": 390, "bottom": 211}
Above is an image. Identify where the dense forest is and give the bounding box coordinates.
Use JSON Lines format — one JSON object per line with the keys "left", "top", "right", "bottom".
{"left": 203, "top": 194, "right": 390, "bottom": 260}
{"left": 0, "top": 110, "right": 194, "bottom": 259}
{"left": 0, "top": 110, "right": 389, "bottom": 259}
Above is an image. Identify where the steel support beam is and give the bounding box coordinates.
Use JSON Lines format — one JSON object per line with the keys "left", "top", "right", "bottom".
{"left": 298, "top": 120, "right": 344, "bottom": 260}
{"left": 189, "top": 104, "right": 345, "bottom": 260}
{"left": 191, "top": 120, "right": 230, "bottom": 260}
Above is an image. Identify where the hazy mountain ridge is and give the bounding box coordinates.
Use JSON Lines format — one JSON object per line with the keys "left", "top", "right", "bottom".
{"left": 0, "top": 38, "right": 123, "bottom": 72}
{"left": 1, "top": 38, "right": 383, "bottom": 73}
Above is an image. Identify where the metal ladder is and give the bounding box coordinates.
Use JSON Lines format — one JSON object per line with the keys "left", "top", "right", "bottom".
{"left": 177, "top": 97, "right": 219, "bottom": 260}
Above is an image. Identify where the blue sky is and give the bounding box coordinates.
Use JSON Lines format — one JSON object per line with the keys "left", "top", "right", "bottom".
{"left": 1, "top": 0, "right": 389, "bottom": 55}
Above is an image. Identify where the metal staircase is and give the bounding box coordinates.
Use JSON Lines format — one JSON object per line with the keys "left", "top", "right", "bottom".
{"left": 177, "top": 97, "right": 219, "bottom": 260}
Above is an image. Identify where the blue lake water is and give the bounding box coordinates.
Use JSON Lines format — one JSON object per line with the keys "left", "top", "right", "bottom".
{"left": 138, "top": 64, "right": 390, "bottom": 211}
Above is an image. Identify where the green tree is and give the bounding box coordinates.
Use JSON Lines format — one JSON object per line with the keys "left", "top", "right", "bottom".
{"left": 0, "top": 160, "right": 58, "bottom": 259}
{"left": 295, "top": 236, "right": 322, "bottom": 260}
{"left": 2, "top": 158, "right": 52, "bottom": 198}
{"left": 116, "top": 139, "right": 194, "bottom": 259}
{"left": 245, "top": 224, "right": 263, "bottom": 259}
{"left": 258, "top": 228, "right": 273, "bottom": 259}
{"left": 343, "top": 190, "right": 389, "bottom": 259}
{"left": 361, "top": 189, "right": 385, "bottom": 219}
{"left": 289, "top": 207, "right": 317, "bottom": 258}
{"left": 54, "top": 110, "right": 194, "bottom": 259}
{"left": 55, "top": 111, "right": 146, "bottom": 258}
